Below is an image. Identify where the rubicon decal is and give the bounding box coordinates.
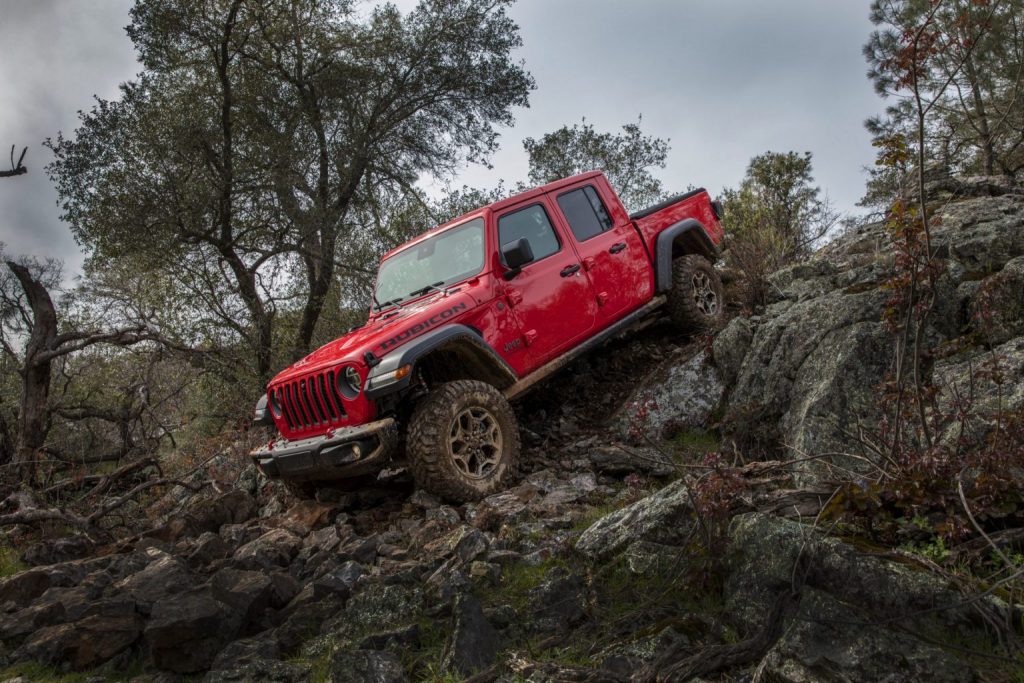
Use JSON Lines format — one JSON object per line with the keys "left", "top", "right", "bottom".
{"left": 379, "top": 302, "right": 468, "bottom": 351}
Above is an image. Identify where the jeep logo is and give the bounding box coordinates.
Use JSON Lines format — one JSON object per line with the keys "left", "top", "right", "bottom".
{"left": 379, "top": 302, "right": 468, "bottom": 351}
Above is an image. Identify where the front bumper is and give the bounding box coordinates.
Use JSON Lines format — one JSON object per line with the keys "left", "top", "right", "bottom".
{"left": 251, "top": 418, "right": 397, "bottom": 483}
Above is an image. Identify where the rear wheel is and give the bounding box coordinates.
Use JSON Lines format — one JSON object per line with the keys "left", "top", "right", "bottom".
{"left": 406, "top": 380, "right": 519, "bottom": 502}
{"left": 666, "top": 254, "right": 725, "bottom": 331}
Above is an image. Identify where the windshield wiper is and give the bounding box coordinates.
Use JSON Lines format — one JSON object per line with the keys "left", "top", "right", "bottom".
{"left": 374, "top": 296, "right": 404, "bottom": 311}
{"left": 408, "top": 280, "right": 445, "bottom": 297}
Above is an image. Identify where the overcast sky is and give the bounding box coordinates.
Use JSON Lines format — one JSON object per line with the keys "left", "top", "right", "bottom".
{"left": 0, "top": 0, "right": 883, "bottom": 280}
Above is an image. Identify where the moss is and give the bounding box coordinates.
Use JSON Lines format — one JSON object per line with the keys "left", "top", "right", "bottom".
{"left": 0, "top": 544, "right": 28, "bottom": 578}
{"left": 485, "top": 557, "right": 571, "bottom": 611}
{"left": 399, "top": 617, "right": 450, "bottom": 681}
{"left": 0, "top": 662, "right": 95, "bottom": 682}
{"left": 571, "top": 501, "right": 626, "bottom": 532}
{"left": 667, "top": 428, "right": 720, "bottom": 459}
{"left": 590, "top": 555, "right": 724, "bottom": 641}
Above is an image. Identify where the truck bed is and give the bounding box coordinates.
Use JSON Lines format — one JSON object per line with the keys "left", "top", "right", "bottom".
{"left": 630, "top": 188, "right": 725, "bottom": 259}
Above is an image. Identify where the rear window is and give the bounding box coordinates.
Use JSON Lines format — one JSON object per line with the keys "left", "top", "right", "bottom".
{"left": 557, "top": 186, "right": 614, "bottom": 242}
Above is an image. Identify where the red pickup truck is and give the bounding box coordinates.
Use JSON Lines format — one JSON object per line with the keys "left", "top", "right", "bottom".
{"left": 251, "top": 171, "right": 725, "bottom": 501}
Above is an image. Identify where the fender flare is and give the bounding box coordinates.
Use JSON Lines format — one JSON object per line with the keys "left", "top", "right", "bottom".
{"left": 654, "top": 218, "right": 720, "bottom": 293}
{"left": 364, "top": 324, "right": 516, "bottom": 400}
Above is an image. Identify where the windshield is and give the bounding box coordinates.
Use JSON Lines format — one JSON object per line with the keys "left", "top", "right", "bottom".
{"left": 374, "top": 218, "right": 486, "bottom": 306}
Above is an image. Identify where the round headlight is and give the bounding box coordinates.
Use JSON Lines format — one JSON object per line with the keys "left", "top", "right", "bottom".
{"left": 339, "top": 365, "right": 362, "bottom": 398}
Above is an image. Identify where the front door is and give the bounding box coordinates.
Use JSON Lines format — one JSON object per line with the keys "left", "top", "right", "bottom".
{"left": 496, "top": 201, "right": 597, "bottom": 368}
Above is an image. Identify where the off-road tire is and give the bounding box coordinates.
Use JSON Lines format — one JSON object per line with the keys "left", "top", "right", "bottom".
{"left": 406, "top": 380, "right": 520, "bottom": 503}
{"left": 666, "top": 254, "right": 725, "bottom": 331}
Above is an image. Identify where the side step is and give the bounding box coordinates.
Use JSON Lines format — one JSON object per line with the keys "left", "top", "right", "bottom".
{"left": 504, "top": 295, "right": 667, "bottom": 401}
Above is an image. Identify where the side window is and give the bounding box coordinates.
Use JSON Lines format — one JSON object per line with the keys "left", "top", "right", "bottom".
{"left": 497, "top": 204, "right": 561, "bottom": 264}
{"left": 557, "top": 185, "right": 614, "bottom": 242}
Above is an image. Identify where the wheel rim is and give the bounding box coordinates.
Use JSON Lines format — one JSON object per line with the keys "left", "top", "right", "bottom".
{"left": 691, "top": 271, "right": 719, "bottom": 316}
{"left": 447, "top": 406, "right": 503, "bottom": 480}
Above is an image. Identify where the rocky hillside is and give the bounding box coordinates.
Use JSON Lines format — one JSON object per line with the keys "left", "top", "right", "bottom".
{"left": 0, "top": 178, "right": 1022, "bottom": 682}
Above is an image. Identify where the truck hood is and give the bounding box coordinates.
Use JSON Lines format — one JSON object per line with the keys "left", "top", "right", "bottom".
{"left": 272, "top": 290, "right": 479, "bottom": 383}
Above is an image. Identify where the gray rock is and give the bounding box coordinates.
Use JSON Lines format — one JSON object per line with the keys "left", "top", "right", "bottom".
{"left": 530, "top": 567, "right": 588, "bottom": 633}
{"left": 587, "top": 443, "right": 675, "bottom": 477}
{"left": 0, "top": 563, "right": 85, "bottom": 605}
{"left": 969, "top": 256, "right": 1024, "bottom": 343}
{"left": 623, "top": 540, "right": 685, "bottom": 575}
{"left": 576, "top": 478, "right": 692, "bottom": 560}
{"left": 112, "top": 549, "right": 192, "bottom": 613}
{"left": 443, "top": 593, "right": 499, "bottom": 676}
{"left": 22, "top": 535, "right": 95, "bottom": 566}
{"left": 232, "top": 528, "right": 302, "bottom": 570}
{"left": 188, "top": 532, "right": 231, "bottom": 568}
{"left": 145, "top": 587, "right": 240, "bottom": 673}
{"left": 935, "top": 193, "right": 1024, "bottom": 273}
{"left": 712, "top": 316, "right": 754, "bottom": 386}
{"left": 205, "top": 658, "right": 309, "bottom": 683}
{"left": 615, "top": 349, "right": 724, "bottom": 443}
{"left": 205, "top": 632, "right": 310, "bottom": 682}
{"left": 711, "top": 191, "right": 1024, "bottom": 482}
{"left": 210, "top": 568, "right": 274, "bottom": 632}
{"left": 328, "top": 649, "right": 408, "bottom": 683}
{"left": 726, "top": 513, "right": 996, "bottom": 635}
{"left": 0, "top": 599, "right": 66, "bottom": 640}
{"left": 330, "top": 584, "right": 423, "bottom": 640}
{"left": 14, "top": 610, "right": 142, "bottom": 670}
{"left": 752, "top": 588, "right": 973, "bottom": 683}
{"left": 933, "top": 335, "right": 1024, "bottom": 442}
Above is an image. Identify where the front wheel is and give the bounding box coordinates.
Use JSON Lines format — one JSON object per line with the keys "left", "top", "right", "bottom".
{"left": 666, "top": 254, "right": 725, "bottom": 331}
{"left": 406, "top": 380, "right": 520, "bottom": 503}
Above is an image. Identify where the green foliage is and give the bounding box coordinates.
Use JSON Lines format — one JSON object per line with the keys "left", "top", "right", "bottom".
{"left": 667, "top": 428, "right": 721, "bottom": 459}
{"left": 721, "top": 151, "right": 838, "bottom": 308}
{"left": 862, "top": 0, "right": 1024, "bottom": 211}
{"left": 523, "top": 117, "right": 670, "bottom": 212}
{"left": 486, "top": 557, "right": 569, "bottom": 611}
{"left": 0, "top": 544, "right": 27, "bottom": 578}
{"left": 722, "top": 151, "right": 837, "bottom": 260}
{"left": 47, "top": 0, "right": 534, "bottom": 378}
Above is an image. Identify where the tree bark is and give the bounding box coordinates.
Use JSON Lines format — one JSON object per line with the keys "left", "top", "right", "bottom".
{"left": 6, "top": 262, "right": 58, "bottom": 484}
{"left": 963, "top": 47, "right": 996, "bottom": 175}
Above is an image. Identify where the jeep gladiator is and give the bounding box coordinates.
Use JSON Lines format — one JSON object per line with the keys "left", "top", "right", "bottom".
{"left": 251, "top": 171, "right": 725, "bottom": 501}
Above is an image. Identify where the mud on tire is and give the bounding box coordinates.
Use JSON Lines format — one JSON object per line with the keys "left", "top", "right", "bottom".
{"left": 666, "top": 253, "right": 725, "bottom": 331}
{"left": 406, "top": 380, "right": 520, "bottom": 503}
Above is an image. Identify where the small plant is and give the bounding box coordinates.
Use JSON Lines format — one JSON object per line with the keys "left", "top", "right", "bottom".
{"left": 0, "top": 544, "right": 27, "bottom": 578}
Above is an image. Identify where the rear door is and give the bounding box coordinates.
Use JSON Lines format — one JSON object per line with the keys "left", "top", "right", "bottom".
{"left": 553, "top": 181, "right": 653, "bottom": 320}
{"left": 495, "top": 200, "right": 597, "bottom": 367}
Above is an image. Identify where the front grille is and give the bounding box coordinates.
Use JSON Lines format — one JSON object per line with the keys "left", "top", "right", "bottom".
{"left": 271, "top": 369, "right": 348, "bottom": 431}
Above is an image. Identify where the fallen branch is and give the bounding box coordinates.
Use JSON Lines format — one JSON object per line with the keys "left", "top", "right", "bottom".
{"left": 0, "top": 145, "right": 27, "bottom": 178}
{"left": 42, "top": 457, "right": 158, "bottom": 498}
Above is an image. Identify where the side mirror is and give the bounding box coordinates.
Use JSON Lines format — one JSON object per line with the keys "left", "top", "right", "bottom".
{"left": 501, "top": 238, "right": 534, "bottom": 279}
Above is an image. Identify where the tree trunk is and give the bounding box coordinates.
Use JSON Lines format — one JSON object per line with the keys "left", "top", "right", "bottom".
{"left": 963, "top": 38, "right": 996, "bottom": 175}
{"left": 6, "top": 262, "right": 58, "bottom": 484}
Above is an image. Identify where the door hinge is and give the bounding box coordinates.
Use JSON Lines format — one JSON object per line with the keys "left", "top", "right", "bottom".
{"left": 597, "top": 292, "right": 609, "bottom": 306}
{"left": 583, "top": 256, "right": 596, "bottom": 271}
{"left": 524, "top": 329, "right": 538, "bottom": 346}
{"left": 507, "top": 290, "right": 523, "bottom": 307}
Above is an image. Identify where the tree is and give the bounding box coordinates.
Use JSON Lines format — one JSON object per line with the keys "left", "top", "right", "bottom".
{"left": 0, "top": 146, "right": 27, "bottom": 178}
{"left": 863, "top": 0, "right": 1003, "bottom": 452}
{"left": 721, "top": 152, "right": 839, "bottom": 309}
{"left": 523, "top": 117, "right": 669, "bottom": 212}
{"left": 0, "top": 252, "right": 158, "bottom": 483}
{"left": 723, "top": 152, "right": 838, "bottom": 259}
{"left": 48, "top": 0, "right": 533, "bottom": 381}
{"left": 863, "top": 0, "right": 1022, "bottom": 188}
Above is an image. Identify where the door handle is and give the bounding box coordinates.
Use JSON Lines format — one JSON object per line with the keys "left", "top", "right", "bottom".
{"left": 560, "top": 264, "right": 581, "bottom": 277}
{"left": 609, "top": 242, "right": 627, "bottom": 254}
